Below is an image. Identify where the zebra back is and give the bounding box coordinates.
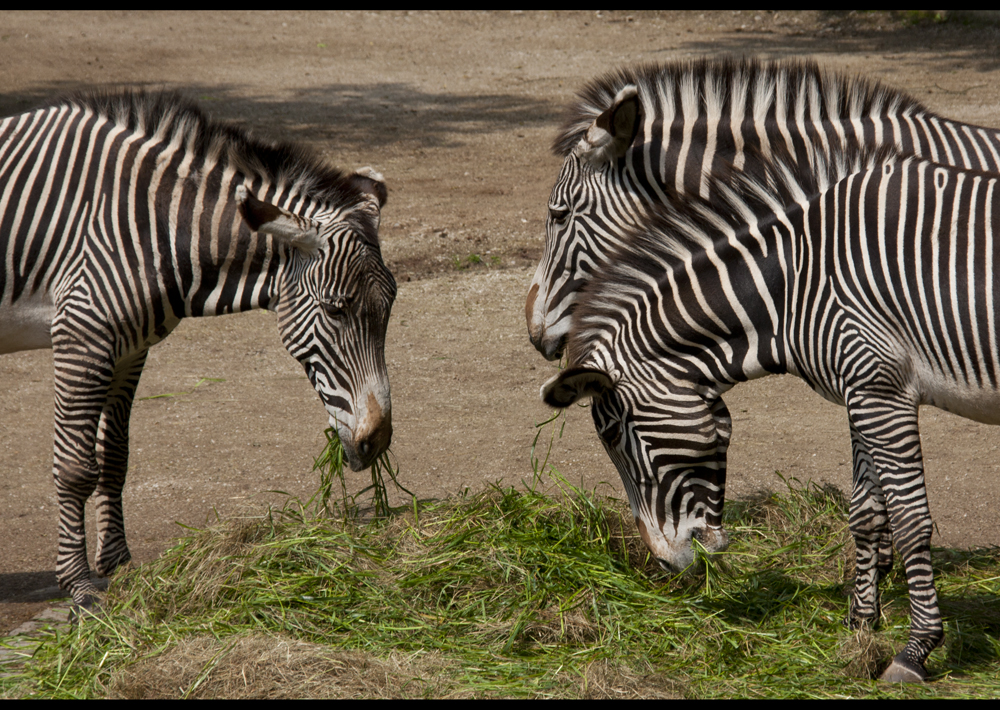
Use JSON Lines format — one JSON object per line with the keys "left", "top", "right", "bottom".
{"left": 556, "top": 57, "right": 1000, "bottom": 188}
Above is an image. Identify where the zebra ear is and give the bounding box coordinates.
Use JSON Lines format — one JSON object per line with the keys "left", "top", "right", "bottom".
{"left": 541, "top": 367, "right": 614, "bottom": 408}
{"left": 350, "top": 166, "right": 387, "bottom": 209}
{"left": 347, "top": 166, "right": 387, "bottom": 235}
{"left": 580, "top": 85, "right": 641, "bottom": 166}
{"left": 235, "top": 185, "right": 325, "bottom": 255}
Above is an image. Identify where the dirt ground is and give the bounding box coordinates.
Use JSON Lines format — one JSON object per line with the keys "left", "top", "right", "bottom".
{"left": 2, "top": 11, "right": 1000, "bottom": 635}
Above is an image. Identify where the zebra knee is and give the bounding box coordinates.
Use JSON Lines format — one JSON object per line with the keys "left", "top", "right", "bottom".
{"left": 890, "top": 516, "right": 935, "bottom": 560}
{"left": 94, "top": 539, "right": 131, "bottom": 577}
{"left": 876, "top": 530, "right": 894, "bottom": 574}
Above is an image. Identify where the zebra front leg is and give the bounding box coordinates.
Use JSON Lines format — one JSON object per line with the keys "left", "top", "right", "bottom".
{"left": 847, "top": 393, "right": 942, "bottom": 682}
{"left": 92, "top": 349, "right": 149, "bottom": 577}
{"left": 709, "top": 397, "right": 731, "bottom": 495}
{"left": 51, "top": 341, "right": 115, "bottom": 608}
{"left": 847, "top": 420, "right": 892, "bottom": 629}
{"left": 710, "top": 398, "right": 732, "bottom": 459}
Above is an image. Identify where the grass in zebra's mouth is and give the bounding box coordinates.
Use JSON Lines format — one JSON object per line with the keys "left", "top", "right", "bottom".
{"left": 2, "top": 462, "right": 999, "bottom": 698}
{"left": 309, "top": 427, "right": 414, "bottom": 521}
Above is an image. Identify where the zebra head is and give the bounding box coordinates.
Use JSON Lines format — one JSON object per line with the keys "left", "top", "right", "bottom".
{"left": 236, "top": 171, "right": 396, "bottom": 471}
{"left": 541, "top": 366, "right": 730, "bottom": 573}
{"left": 526, "top": 85, "right": 645, "bottom": 361}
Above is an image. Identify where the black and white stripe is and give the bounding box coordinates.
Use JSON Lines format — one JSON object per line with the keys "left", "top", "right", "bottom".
{"left": 527, "top": 58, "right": 1000, "bottom": 362}
{"left": 0, "top": 91, "right": 396, "bottom": 606}
{"left": 542, "top": 144, "right": 999, "bottom": 681}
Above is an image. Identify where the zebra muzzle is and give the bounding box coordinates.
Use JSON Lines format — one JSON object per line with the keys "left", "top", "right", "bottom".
{"left": 636, "top": 516, "right": 729, "bottom": 573}
{"left": 339, "top": 392, "right": 392, "bottom": 471}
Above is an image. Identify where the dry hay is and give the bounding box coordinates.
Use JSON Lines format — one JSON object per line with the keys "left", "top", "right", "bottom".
{"left": 522, "top": 606, "right": 599, "bottom": 645}
{"left": 107, "top": 633, "right": 682, "bottom": 699}
{"left": 837, "top": 626, "right": 894, "bottom": 680}
{"left": 109, "top": 634, "right": 447, "bottom": 699}
{"left": 580, "top": 659, "right": 682, "bottom": 700}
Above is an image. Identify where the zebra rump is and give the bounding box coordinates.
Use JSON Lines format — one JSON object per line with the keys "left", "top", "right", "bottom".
{"left": 542, "top": 140, "right": 1000, "bottom": 681}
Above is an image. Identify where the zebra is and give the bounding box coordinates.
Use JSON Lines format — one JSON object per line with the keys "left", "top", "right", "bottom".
{"left": 0, "top": 90, "right": 397, "bottom": 608}
{"left": 540, "top": 142, "right": 1000, "bottom": 682}
{"left": 526, "top": 58, "right": 1000, "bottom": 640}
{"left": 527, "top": 58, "right": 1000, "bottom": 362}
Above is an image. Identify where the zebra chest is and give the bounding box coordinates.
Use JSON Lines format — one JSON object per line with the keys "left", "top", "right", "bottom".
{"left": 0, "top": 293, "right": 55, "bottom": 354}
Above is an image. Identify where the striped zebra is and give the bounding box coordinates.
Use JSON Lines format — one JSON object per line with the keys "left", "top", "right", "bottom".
{"left": 526, "top": 58, "right": 1000, "bottom": 362}
{"left": 526, "top": 60, "right": 1000, "bottom": 647}
{"left": 541, "top": 143, "right": 1000, "bottom": 682}
{"left": 0, "top": 91, "right": 397, "bottom": 608}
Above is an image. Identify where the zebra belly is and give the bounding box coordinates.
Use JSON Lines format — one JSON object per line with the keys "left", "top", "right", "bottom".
{"left": 0, "top": 298, "right": 55, "bottom": 354}
{"left": 917, "top": 367, "right": 1000, "bottom": 425}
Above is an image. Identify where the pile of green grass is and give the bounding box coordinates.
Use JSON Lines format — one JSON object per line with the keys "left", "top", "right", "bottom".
{"left": 2, "top": 433, "right": 999, "bottom": 698}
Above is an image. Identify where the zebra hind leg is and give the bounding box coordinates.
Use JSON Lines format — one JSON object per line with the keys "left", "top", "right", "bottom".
{"left": 93, "top": 349, "right": 149, "bottom": 577}
{"left": 846, "top": 421, "right": 891, "bottom": 630}
{"left": 847, "top": 395, "right": 942, "bottom": 683}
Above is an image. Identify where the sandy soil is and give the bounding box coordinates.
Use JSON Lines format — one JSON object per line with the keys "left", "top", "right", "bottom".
{"left": 2, "top": 11, "right": 1000, "bottom": 634}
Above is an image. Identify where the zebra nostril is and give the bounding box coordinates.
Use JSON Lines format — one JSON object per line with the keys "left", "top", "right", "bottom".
{"left": 359, "top": 441, "right": 370, "bottom": 456}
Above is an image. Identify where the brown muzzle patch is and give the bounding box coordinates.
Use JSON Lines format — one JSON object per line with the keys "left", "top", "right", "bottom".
{"left": 358, "top": 392, "right": 392, "bottom": 458}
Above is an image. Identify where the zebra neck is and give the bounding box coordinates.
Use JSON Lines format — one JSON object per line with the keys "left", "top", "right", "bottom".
{"left": 155, "top": 176, "right": 291, "bottom": 319}
{"left": 574, "top": 251, "right": 791, "bottom": 392}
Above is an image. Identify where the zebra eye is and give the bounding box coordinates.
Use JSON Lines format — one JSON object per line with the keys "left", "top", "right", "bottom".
{"left": 548, "top": 206, "right": 570, "bottom": 223}
{"left": 321, "top": 296, "right": 349, "bottom": 318}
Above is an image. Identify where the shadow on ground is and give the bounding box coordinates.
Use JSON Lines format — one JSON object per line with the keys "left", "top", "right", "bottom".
{"left": 668, "top": 11, "right": 1000, "bottom": 76}
{"left": 0, "top": 82, "right": 563, "bottom": 150}
{"left": 0, "top": 573, "right": 65, "bottom": 604}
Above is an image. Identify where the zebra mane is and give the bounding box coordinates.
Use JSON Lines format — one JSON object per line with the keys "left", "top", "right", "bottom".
{"left": 43, "top": 89, "right": 371, "bottom": 217}
{"left": 566, "top": 141, "right": 897, "bottom": 365}
{"left": 552, "top": 57, "right": 927, "bottom": 158}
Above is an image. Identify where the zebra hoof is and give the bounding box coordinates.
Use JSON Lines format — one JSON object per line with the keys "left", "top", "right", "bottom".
{"left": 94, "top": 548, "right": 131, "bottom": 577}
{"left": 879, "top": 655, "right": 927, "bottom": 683}
{"left": 68, "top": 592, "right": 103, "bottom": 624}
{"left": 844, "top": 614, "right": 879, "bottom": 630}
